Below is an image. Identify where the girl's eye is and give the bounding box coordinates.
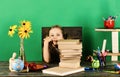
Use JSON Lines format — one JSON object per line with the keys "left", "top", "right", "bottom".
{"left": 50, "top": 35, "right": 54, "bottom": 37}
{"left": 57, "top": 34, "right": 60, "bottom": 36}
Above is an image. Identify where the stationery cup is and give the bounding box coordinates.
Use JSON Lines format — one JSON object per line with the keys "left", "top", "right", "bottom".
{"left": 104, "top": 20, "right": 114, "bottom": 29}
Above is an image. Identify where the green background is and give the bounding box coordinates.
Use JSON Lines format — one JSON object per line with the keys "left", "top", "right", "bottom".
{"left": 0, "top": 0, "right": 120, "bottom": 61}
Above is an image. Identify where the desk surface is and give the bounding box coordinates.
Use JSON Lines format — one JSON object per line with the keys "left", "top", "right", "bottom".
{"left": 0, "top": 61, "right": 120, "bottom": 77}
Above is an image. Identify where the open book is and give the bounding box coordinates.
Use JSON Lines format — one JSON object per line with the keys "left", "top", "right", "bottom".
{"left": 42, "top": 66, "right": 84, "bottom": 76}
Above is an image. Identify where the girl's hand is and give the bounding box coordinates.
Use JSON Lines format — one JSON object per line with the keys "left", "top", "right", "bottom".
{"left": 44, "top": 36, "right": 52, "bottom": 44}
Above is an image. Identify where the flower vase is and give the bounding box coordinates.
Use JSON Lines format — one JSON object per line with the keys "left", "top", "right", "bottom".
{"left": 20, "top": 38, "right": 25, "bottom": 63}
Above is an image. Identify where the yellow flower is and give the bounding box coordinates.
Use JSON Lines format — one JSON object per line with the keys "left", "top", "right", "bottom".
{"left": 18, "top": 25, "right": 33, "bottom": 39}
{"left": 8, "top": 25, "right": 17, "bottom": 37}
{"left": 8, "top": 20, "right": 33, "bottom": 39}
{"left": 20, "top": 20, "right": 31, "bottom": 28}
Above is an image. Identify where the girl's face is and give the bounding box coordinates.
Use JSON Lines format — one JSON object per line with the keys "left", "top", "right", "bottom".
{"left": 49, "top": 28, "right": 63, "bottom": 44}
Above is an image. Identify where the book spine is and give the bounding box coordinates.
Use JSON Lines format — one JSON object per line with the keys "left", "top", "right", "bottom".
{"left": 58, "top": 39, "right": 80, "bottom": 45}
{"left": 59, "top": 61, "right": 80, "bottom": 68}
{"left": 60, "top": 49, "right": 82, "bottom": 53}
{"left": 58, "top": 44, "right": 82, "bottom": 50}
{"left": 60, "top": 58, "right": 81, "bottom": 62}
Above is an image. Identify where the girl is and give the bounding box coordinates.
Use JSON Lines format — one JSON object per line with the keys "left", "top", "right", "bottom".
{"left": 43, "top": 25, "right": 64, "bottom": 63}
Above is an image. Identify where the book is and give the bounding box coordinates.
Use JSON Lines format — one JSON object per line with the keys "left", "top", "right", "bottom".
{"left": 60, "top": 54, "right": 82, "bottom": 58}
{"left": 60, "top": 51, "right": 82, "bottom": 55}
{"left": 57, "top": 39, "right": 80, "bottom": 45}
{"left": 60, "top": 57, "right": 81, "bottom": 62}
{"left": 58, "top": 43, "right": 82, "bottom": 50}
{"left": 59, "top": 60, "right": 80, "bottom": 68}
{"left": 60, "top": 49, "right": 82, "bottom": 53}
{"left": 60, "top": 59, "right": 81, "bottom": 62}
{"left": 42, "top": 66, "right": 84, "bottom": 76}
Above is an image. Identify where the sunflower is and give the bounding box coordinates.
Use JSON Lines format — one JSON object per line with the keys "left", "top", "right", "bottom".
{"left": 20, "top": 20, "right": 31, "bottom": 28}
{"left": 18, "top": 25, "right": 33, "bottom": 39}
{"left": 8, "top": 25, "right": 17, "bottom": 37}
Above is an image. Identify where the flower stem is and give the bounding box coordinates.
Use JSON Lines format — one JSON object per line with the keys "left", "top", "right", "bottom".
{"left": 20, "top": 38, "right": 25, "bottom": 63}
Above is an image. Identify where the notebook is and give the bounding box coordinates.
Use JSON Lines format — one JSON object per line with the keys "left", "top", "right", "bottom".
{"left": 42, "top": 66, "right": 84, "bottom": 76}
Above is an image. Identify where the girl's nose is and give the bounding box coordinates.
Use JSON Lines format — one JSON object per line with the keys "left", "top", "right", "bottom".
{"left": 53, "top": 36, "right": 57, "bottom": 39}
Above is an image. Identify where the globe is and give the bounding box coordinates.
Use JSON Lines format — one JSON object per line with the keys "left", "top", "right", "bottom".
{"left": 12, "top": 58, "right": 24, "bottom": 72}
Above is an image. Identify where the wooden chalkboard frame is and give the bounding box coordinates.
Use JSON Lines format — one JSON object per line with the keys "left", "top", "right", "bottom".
{"left": 42, "top": 27, "right": 82, "bottom": 42}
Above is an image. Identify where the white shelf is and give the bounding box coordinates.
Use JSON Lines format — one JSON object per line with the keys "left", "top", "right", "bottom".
{"left": 95, "top": 28, "right": 120, "bottom": 61}
{"left": 95, "top": 28, "right": 120, "bottom": 32}
{"left": 107, "top": 53, "right": 120, "bottom": 56}
{"left": 93, "top": 53, "right": 120, "bottom": 56}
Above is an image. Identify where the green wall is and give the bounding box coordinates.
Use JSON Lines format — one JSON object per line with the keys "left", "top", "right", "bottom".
{"left": 0, "top": 0, "right": 120, "bottom": 61}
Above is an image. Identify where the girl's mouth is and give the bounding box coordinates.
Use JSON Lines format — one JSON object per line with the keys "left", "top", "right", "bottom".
{"left": 53, "top": 40, "right": 58, "bottom": 42}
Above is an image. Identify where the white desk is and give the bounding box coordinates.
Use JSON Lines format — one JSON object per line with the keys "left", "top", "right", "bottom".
{"left": 95, "top": 28, "right": 120, "bottom": 61}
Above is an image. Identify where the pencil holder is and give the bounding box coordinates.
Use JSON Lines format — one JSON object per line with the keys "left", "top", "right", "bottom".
{"left": 104, "top": 20, "right": 114, "bottom": 29}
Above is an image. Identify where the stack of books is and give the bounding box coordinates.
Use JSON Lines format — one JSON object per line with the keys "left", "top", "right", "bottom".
{"left": 42, "top": 39, "right": 84, "bottom": 76}
{"left": 58, "top": 39, "right": 82, "bottom": 68}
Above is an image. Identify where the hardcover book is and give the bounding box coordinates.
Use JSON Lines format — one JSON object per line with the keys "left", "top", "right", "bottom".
{"left": 60, "top": 49, "right": 82, "bottom": 53}
{"left": 42, "top": 66, "right": 84, "bottom": 76}
{"left": 57, "top": 39, "right": 80, "bottom": 45}
{"left": 59, "top": 60, "right": 80, "bottom": 68}
{"left": 58, "top": 44, "right": 82, "bottom": 50}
